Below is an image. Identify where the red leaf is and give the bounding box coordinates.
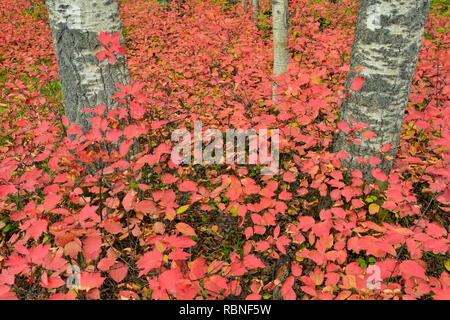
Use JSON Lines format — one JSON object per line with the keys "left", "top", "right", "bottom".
{"left": 97, "top": 257, "right": 115, "bottom": 271}
{"left": 337, "top": 121, "right": 350, "bottom": 133}
{"left": 381, "top": 143, "right": 392, "bottom": 153}
{"left": 0, "top": 184, "right": 17, "bottom": 201}
{"left": 40, "top": 273, "right": 65, "bottom": 289}
{"left": 355, "top": 157, "right": 368, "bottom": 164}
{"left": 432, "top": 286, "right": 450, "bottom": 300}
{"left": 83, "top": 236, "right": 102, "bottom": 257}
{"left": 281, "top": 276, "right": 296, "bottom": 300}
{"left": 29, "top": 244, "right": 50, "bottom": 265}
{"left": 161, "top": 174, "right": 178, "bottom": 184}
{"left": 0, "top": 285, "right": 17, "bottom": 300}
{"left": 244, "top": 227, "right": 254, "bottom": 239}
{"left": 62, "top": 116, "right": 69, "bottom": 127}
{"left": 175, "top": 222, "right": 196, "bottom": 236}
{"left": 27, "top": 219, "right": 48, "bottom": 240}
{"left": 245, "top": 293, "right": 262, "bottom": 300}
{"left": 178, "top": 180, "right": 198, "bottom": 193}
{"left": 167, "top": 235, "right": 197, "bottom": 248}
{"left": 159, "top": 269, "right": 181, "bottom": 292}
{"left": 301, "top": 285, "right": 317, "bottom": 297}
{"left": 335, "top": 149, "right": 349, "bottom": 159}
{"left": 80, "top": 272, "right": 105, "bottom": 291}
{"left": 371, "top": 168, "right": 388, "bottom": 182}
{"left": 107, "top": 128, "right": 122, "bottom": 142}
{"left": 120, "top": 140, "right": 133, "bottom": 157}
{"left": 103, "top": 218, "right": 122, "bottom": 235}
{"left": 79, "top": 205, "right": 100, "bottom": 226}
{"left": 97, "top": 31, "right": 113, "bottom": 46}
{"left": 255, "top": 240, "right": 270, "bottom": 252}
{"left": 94, "top": 105, "right": 105, "bottom": 115}
{"left": 298, "top": 216, "right": 315, "bottom": 231}
{"left": 43, "top": 193, "right": 61, "bottom": 212}
{"left": 129, "top": 101, "right": 145, "bottom": 120}
{"left": 369, "top": 156, "right": 381, "bottom": 166}
{"left": 134, "top": 200, "right": 156, "bottom": 214}
{"left": 123, "top": 125, "right": 140, "bottom": 140}
{"left": 137, "top": 249, "right": 163, "bottom": 276}
{"left": 168, "top": 249, "right": 191, "bottom": 260}
{"left": 351, "top": 76, "right": 364, "bottom": 91}
{"left": 243, "top": 255, "right": 265, "bottom": 269}
{"left": 291, "top": 261, "right": 303, "bottom": 277}
{"left": 399, "top": 260, "right": 426, "bottom": 280}
{"left": 122, "top": 191, "right": 134, "bottom": 211}
{"left": 190, "top": 258, "right": 207, "bottom": 280}
{"left": 110, "top": 263, "right": 128, "bottom": 282}
{"left": 362, "top": 130, "right": 377, "bottom": 140}
{"left": 276, "top": 236, "right": 291, "bottom": 254}
{"left": 274, "top": 225, "right": 280, "bottom": 238}
{"left": 283, "top": 171, "right": 296, "bottom": 182}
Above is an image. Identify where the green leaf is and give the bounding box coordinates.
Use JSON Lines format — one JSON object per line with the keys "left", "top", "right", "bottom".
{"left": 130, "top": 182, "right": 138, "bottom": 190}
{"left": 357, "top": 258, "right": 367, "bottom": 269}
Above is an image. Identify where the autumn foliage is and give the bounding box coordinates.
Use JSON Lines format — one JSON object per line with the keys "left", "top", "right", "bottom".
{"left": 0, "top": 0, "right": 448, "bottom": 300}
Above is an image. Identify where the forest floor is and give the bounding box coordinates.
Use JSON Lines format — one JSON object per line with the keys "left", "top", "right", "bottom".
{"left": 0, "top": 0, "right": 448, "bottom": 300}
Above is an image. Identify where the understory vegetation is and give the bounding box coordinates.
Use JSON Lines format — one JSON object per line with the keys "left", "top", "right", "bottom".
{"left": 0, "top": 0, "right": 448, "bottom": 300}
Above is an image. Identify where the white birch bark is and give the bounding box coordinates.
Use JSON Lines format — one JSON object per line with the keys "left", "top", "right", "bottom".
{"left": 333, "top": 0, "right": 431, "bottom": 180}
{"left": 242, "top": 0, "right": 248, "bottom": 11}
{"left": 272, "top": 0, "right": 289, "bottom": 101}
{"left": 45, "top": 0, "right": 130, "bottom": 133}
{"left": 252, "top": 0, "right": 260, "bottom": 21}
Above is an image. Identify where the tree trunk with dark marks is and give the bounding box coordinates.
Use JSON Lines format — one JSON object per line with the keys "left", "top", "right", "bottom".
{"left": 45, "top": 0, "right": 130, "bottom": 133}
{"left": 252, "top": 0, "right": 259, "bottom": 21}
{"left": 242, "top": 0, "right": 248, "bottom": 12}
{"left": 332, "top": 0, "right": 431, "bottom": 181}
{"left": 272, "top": 0, "right": 289, "bottom": 102}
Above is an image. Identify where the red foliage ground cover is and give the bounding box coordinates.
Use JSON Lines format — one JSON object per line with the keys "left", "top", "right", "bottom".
{"left": 0, "top": 0, "right": 448, "bottom": 300}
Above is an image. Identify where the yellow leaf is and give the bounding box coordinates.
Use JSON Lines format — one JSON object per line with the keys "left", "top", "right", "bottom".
{"left": 177, "top": 205, "right": 189, "bottom": 214}
{"left": 393, "top": 227, "right": 413, "bottom": 236}
{"left": 156, "top": 241, "right": 164, "bottom": 253}
{"left": 368, "top": 203, "right": 380, "bottom": 214}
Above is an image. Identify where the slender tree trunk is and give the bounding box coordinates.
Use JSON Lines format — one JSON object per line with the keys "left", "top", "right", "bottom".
{"left": 333, "top": 0, "right": 431, "bottom": 180}
{"left": 252, "top": 0, "right": 259, "bottom": 21}
{"left": 272, "top": 0, "right": 289, "bottom": 101}
{"left": 45, "top": 0, "right": 130, "bottom": 133}
{"left": 242, "top": 0, "right": 248, "bottom": 12}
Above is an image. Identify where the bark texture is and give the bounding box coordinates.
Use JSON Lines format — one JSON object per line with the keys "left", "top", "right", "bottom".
{"left": 252, "top": 0, "right": 259, "bottom": 21}
{"left": 46, "top": 0, "right": 130, "bottom": 133}
{"left": 242, "top": 0, "right": 248, "bottom": 11}
{"left": 333, "top": 0, "right": 431, "bottom": 179}
{"left": 272, "top": 0, "right": 289, "bottom": 101}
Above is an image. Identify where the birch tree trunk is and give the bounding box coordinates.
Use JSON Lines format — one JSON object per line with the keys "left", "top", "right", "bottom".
{"left": 45, "top": 0, "right": 130, "bottom": 133}
{"left": 272, "top": 0, "right": 289, "bottom": 101}
{"left": 252, "top": 0, "right": 259, "bottom": 21}
{"left": 242, "top": 0, "right": 248, "bottom": 12}
{"left": 333, "top": 0, "right": 431, "bottom": 180}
